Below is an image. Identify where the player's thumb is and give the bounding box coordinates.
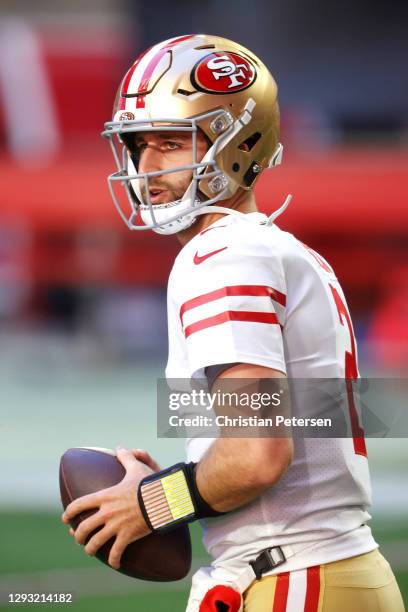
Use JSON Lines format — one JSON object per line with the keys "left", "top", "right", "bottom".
{"left": 115, "top": 446, "right": 137, "bottom": 472}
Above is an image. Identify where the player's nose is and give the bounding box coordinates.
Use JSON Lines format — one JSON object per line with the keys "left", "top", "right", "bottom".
{"left": 138, "top": 145, "right": 163, "bottom": 174}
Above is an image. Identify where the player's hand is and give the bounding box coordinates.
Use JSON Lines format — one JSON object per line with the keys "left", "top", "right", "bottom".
{"left": 131, "top": 448, "right": 161, "bottom": 472}
{"left": 61, "top": 446, "right": 152, "bottom": 569}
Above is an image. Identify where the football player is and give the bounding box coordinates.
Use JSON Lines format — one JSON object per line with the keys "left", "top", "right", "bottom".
{"left": 62, "top": 35, "right": 404, "bottom": 611}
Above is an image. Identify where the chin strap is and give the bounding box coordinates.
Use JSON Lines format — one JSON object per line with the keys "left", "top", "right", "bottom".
{"left": 194, "top": 205, "right": 249, "bottom": 219}
{"left": 194, "top": 194, "right": 293, "bottom": 225}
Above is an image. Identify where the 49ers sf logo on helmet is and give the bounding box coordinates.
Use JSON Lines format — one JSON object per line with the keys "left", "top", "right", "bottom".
{"left": 191, "top": 52, "right": 256, "bottom": 94}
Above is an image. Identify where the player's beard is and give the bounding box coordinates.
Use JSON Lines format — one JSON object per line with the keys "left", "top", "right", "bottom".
{"left": 141, "top": 173, "right": 191, "bottom": 205}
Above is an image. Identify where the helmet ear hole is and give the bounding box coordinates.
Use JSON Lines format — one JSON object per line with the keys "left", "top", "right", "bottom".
{"left": 238, "top": 132, "right": 261, "bottom": 152}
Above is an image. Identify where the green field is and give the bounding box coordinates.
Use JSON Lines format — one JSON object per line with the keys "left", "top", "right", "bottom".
{"left": 0, "top": 511, "right": 209, "bottom": 611}
{"left": 0, "top": 511, "right": 406, "bottom": 610}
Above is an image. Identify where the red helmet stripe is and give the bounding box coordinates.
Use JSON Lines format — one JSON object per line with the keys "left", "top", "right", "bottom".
{"left": 134, "top": 34, "right": 194, "bottom": 109}
{"left": 136, "top": 96, "right": 145, "bottom": 109}
{"left": 120, "top": 45, "right": 153, "bottom": 99}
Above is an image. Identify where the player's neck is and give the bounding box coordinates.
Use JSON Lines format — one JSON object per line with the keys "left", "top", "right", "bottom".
{"left": 176, "top": 190, "right": 258, "bottom": 246}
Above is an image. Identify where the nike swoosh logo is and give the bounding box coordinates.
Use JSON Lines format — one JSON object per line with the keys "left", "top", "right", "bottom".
{"left": 193, "top": 246, "right": 227, "bottom": 265}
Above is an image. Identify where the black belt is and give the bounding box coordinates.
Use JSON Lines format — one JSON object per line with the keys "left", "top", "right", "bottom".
{"left": 250, "top": 546, "right": 286, "bottom": 580}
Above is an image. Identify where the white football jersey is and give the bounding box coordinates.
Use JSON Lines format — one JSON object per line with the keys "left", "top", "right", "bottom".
{"left": 165, "top": 211, "right": 377, "bottom": 577}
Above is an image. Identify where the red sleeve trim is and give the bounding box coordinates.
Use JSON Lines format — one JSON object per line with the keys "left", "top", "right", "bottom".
{"left": 184, "top": 310, "right": 279, "bottom": 338}
{"left": 180, "top": 285, "right": 286, "bottom": 324}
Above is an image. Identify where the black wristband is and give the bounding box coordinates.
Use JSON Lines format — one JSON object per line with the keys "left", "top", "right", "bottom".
{"left": 184, "top": 462, "right": 226, "bottom": 519}
{"left": 138, "top": 461, "right": 225, "bottom": 533}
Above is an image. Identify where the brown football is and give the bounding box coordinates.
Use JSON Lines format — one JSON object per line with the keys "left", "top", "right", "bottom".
{"left": 59, "top": 447, "right": 192, "bottom": 581}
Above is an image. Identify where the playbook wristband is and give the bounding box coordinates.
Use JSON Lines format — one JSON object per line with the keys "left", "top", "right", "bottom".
{"left": 138, "top": 462, "right": 225, "bottom": 533}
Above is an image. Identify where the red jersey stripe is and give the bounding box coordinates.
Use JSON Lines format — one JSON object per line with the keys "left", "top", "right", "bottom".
{"left": 180, "top": 285, "right": 286, "bottom": 324}
{"left": 272, "top": 571, "right": 290, "bottom": 612}
{"left": 304, "top": 566, "right": 321, "bottom": 612}
{"left": 184, "top": 310, "right": 278, "bottom": 338}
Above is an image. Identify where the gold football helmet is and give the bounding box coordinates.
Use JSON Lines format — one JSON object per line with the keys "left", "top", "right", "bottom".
{"left": 102, "top": 34, "right": 283, "bottom": 235}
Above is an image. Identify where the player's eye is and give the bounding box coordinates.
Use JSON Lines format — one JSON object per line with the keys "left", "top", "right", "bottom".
{"left": 163, "top": 140, "right": 181, "bottom": 150}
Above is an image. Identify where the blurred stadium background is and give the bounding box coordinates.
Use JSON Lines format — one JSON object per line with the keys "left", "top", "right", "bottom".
{"left": 0, "top": 0, "right": 407, "bottom": 609}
